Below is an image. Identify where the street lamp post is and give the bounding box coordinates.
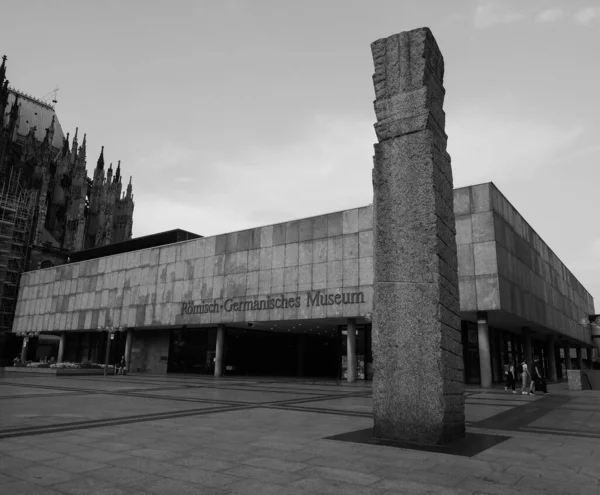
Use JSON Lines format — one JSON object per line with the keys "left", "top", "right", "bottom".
{"left": 97, "top": 325, "right": 124, "bottom": 377}
{"left": 16, "top": 331, "right": 40, "bottom": 362}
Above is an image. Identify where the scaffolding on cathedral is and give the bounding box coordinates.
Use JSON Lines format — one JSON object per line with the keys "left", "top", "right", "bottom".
{"left": 0, "top": 170, "right": 34, "bottom": 333}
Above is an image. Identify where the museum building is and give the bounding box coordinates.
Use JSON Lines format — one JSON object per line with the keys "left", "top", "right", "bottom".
{"left": 9, "top": 182, "right": 597, "bottom": 385}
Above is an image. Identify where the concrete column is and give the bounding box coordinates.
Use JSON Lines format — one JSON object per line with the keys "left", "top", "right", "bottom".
{"left": 563, "top": 341, "right": 571, "bottom": 370}
{"left": 214, "top": 325, "right": 225, "bottom": 377}
{"left": 57, "top": 332, "right": 67, "bottom": 364}
{"left": 347, "top": 318, "right": 356, "bottom": 383}
{"left": 477, "top": 312, "right": 492, "bottom": 389}
{"left": 490, "top": 329, "right": 499, "bottom": 383}
{"left": 103, "top": 332, "right": 111, "bottom": 376}
{"left": 20, "top": 336, "right": 28, "bottom": 362}
{"left": 495, "top": 331, "right": 504, "bottom": 381}
{"left": 336, "top": 326, "right": 343, "bottom": 380}
{"left": 576, "top": 347, "right": 583, "bottom": 370}
{"left": 587, "top": 349, "right": 594, "bottom": 369}
{"left": 124, "top": 329, "right": 133, "bottom": 370}
{"left": 522, "top": 327, "right": 532, "bottom": 365}
{"left": 545, "top": 335, "right": 558, "bottom": 382}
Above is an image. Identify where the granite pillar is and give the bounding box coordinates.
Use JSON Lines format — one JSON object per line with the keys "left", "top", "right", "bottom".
{"left": 576, "top": 347, "right": 583, "bottom": 370}
{"left": 490, "top": 329, "right": 501, "bottom": 382}
{"left": 563, "top": 341, "right": 571, "bottom": 370}
{"left": 477, "top": 312, "right": 492, "bottom": 389}
{"left": 57, "top": 332, "right": 67, "bottom": 364}
{"left": 347, "top": 319, "right": 357, "bottom": 383}
{"left": 125, "top": 329, "right": 133, "bottom": 370}
{"left": 215, "top": 325, "right": 225, "bottom": 377}
{"left": 546, "top": 335, "right": 558, "bottom": 382}
{"left": 522, "top": 327, "right": 532, "bottom": 365}
{"left": 371, "top": 27, "right": 464, "bottom": 444}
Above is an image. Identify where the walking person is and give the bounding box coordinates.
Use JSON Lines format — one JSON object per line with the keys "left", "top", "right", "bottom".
{"left": 504, "top": 358, "right": 516, "bottom": 393}
{"left": 521, "top": 361, "right": 532, "bottom": 395}
{"left": 531, "top": 356, "right": 548, "bottom": 395}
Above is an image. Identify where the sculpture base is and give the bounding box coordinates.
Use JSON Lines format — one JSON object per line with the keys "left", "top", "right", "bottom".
{"left": 326, "top": 428, "right": 508, "bottom": 457}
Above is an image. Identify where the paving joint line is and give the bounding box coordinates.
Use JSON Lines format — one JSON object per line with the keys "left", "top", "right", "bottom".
{"left": 0, "top": 379, "right": 372, "bottom": 411}
{"left": 0, "top": 392, "right": 376, "bottom": 440}
{"left": 57, "top": 373, "right": 374, "bottom": 394}
{"left": 0, "top": 404, "right": 253, "bottom": 440}
{"left": 2, "top": 377, "right": 357, "bottom": 398}
{"left": 266, "top": 404, "right": 371, "bottom": 418}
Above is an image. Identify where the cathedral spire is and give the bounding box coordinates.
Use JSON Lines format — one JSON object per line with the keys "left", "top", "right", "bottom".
{"left": 8, "top": 95, "right": 19, "bottom": 136}
{"left": 62, "top": 132, "right": 70, "bottom": 156}
{"left": 97, "top": 145, "right": 104, "bottom": 170}
{"left": 71, "top": 127, "right": 78, "bottom": 155}
{"left": 126, "top": 176, "right": 133, "bottom": 198}
{"left": 0, "top": 55, "right": 6, "bottom": 85}
{"left": 107, "top": 162, "right": 113, "bottom": 183}
{"left": 79, "top": 133, "right": 86, "bottom": 161}
{"left": 115, "top": 160, "right": 121, "bottom": 182}
{"left": 0, "top": 79, "right": 9, "bottom": 123}
{"left": 44, "top": 115, "right": 56, "bottom": 146}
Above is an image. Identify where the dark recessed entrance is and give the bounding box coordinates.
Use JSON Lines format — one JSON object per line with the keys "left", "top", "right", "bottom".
{"left": 225, "top": 329, "right": 339, "bottom": 378}
{"left": 167, "top": 327, "right": 340, "bottom": 378}
{"left": 167, "top": 328, "right": 217, "bottom": 374}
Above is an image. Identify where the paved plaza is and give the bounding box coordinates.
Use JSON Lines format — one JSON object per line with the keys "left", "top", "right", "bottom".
{"left": 0, "top": 373, "right": 599, "bottom": 494}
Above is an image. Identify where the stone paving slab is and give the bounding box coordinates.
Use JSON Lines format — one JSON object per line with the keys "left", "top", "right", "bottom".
{"left": 0, "top": 375, "right": 166, "bottom": 392}
{"left": 288, "top": 396, "right": 372, "bottom": 413}
{"left": 0, "top": 384, "right": 82, "bottom": 397}
{"left": 0, "top": 373, "right": 599, "bottom": 494}
{"left": 143, "top": 386, "right": 311, "bottom": 403}
{"left": 0, "top": 393, "right": 223, "bottom": 431}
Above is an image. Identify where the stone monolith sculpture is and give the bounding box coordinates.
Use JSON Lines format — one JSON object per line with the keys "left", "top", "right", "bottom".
{"left": 371, "top": 27, "right": 465, "bottom": 444}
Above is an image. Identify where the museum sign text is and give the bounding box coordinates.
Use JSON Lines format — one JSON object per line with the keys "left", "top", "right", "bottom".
{"left": 180, "top": 290, "right": 365, "bottom": 316}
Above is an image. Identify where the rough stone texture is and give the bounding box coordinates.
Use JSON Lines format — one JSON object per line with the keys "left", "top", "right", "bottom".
{"left": 371, "top": 27, "right": 464, "bottom": 444}
{"left": 567, "top": 370, "right": 583, "bottom": 390}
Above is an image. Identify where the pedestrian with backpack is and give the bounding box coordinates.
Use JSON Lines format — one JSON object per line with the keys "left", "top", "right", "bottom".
{"left": 530, "top": 356, "right": 548, "bottom": 395}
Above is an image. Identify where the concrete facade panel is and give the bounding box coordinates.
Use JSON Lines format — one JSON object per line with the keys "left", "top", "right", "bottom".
{"left": 475, "top": 274, "right": 500, "bottom": 310}
{"left": 471, "top": 211, "right": 494, "bottom": 244}
{"left": 457, "top": 244, "right": 475, "bottom": 277}
{"left": 11, "top": 190, "right": 593, "bottom": 347}
{"left": 458, "top": 278, "right": 477, "bottom": 311}
{"left": 453, "top": 188, "right": 471, "bottom": 216}
{"left": 473, "top": 242, "right": 497, "bottom": 276}
{"left": 455, "top": 216, "right": 472, "bottom": 245}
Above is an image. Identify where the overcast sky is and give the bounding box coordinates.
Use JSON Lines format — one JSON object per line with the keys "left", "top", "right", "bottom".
{"left": 1, "top": 0, "right": 598, "bottom": 307}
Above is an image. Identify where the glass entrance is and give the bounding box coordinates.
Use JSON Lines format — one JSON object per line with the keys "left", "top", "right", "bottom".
{"left": 167, "top": 328, "right": 217, "bottom": 374}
